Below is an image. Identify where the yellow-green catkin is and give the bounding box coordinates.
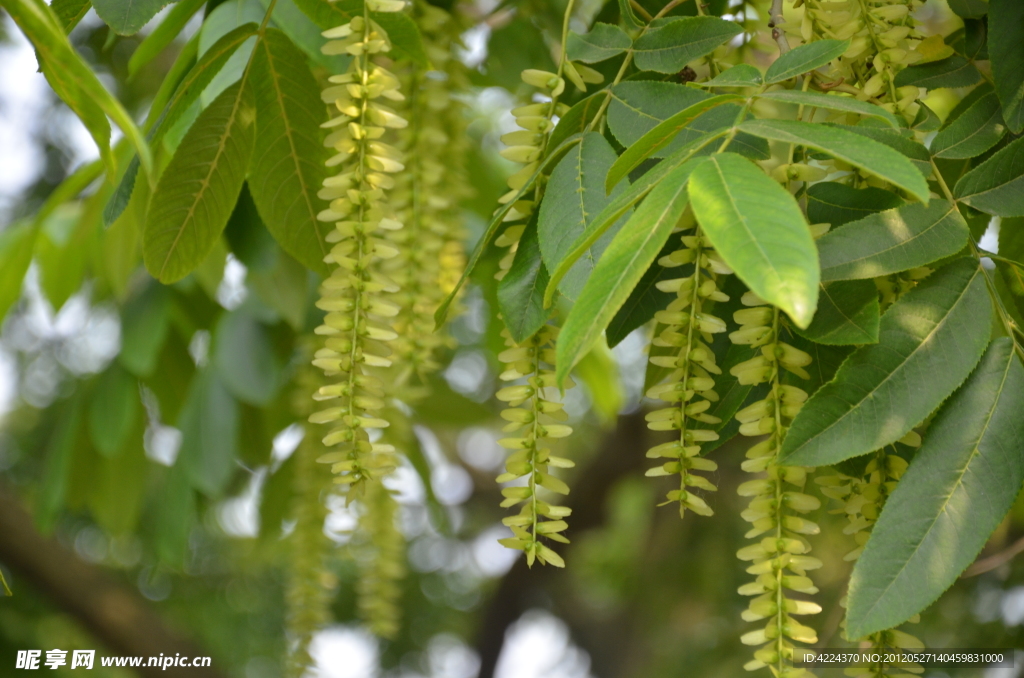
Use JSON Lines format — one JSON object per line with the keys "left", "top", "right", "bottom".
{"left": 785, "top": 0, "right": 927, "bottom": 122}
{"left": 644, "top": 221, "right": 735, "bottom": 517}
{"left": 493, "top": 70, "right": 569, "bottom": 280}
{"left": 387, "top": 1, "right": 470, "bottom": 386}
{"left": 286, "top": 366, "right": 337, "bottom": 678}
{"left": 356, "top": 478, "right": 406, "bottom": 639}
{"left": 310, "top": 0, "right": 409, "bottom": 498}
{"left": 816, "top": 445, "right": 925, "bottom": 678}
{"left": 730, "top": 293, "right": 822, "bottom": 677}
{"left": 286, "top": 433, "right": 335, "bottom": 677}
{"left": 494, "top": 326, "right": 575, "bottom": 568}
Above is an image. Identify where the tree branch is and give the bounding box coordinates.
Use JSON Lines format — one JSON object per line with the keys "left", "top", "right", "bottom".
{"left": 0, "top": 486, "right": 226, "bottom": 678}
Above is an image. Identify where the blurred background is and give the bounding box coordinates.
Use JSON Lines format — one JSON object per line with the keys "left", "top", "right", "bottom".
{"left": 0, "top": 1, "right": 1023, "bottom": 677}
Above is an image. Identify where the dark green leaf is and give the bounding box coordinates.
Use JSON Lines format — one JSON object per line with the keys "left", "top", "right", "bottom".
{"left": 93, "top": 0, "right": 169, "bottom": 35}
{"left": 989, "top": 0, "right": 1024, "bottom": 133}
{"left": 249, "top": 29, "right": 331, "bottom": 277}
{"left": 758, "top": 90, "right": 900, "bottom": 128}
{"left": 497, "top": 214, "right": 551, "bottom": 343}
{"left": 948, "top": 0, "right": 988, "bottom": 17}
{"left": 539, "top": 133, "right": 629, "bottom": 300}
{"left": 931, "top": 92, "right": 1006, "bottom": 159}
{"left": 144, "top": 79, "right": 256, "bottom": 283}
{"left": 248, "top": 251, "right": 310, "bottom": 331}
{"left": 566, "top": 22, "right": 632, "bottom": 63}
{"left": 954, "top": 136, "right": 1024, "bottom": 216}
{"left": 739, "top": 119, "right": 930, "bottom": 203}
{"left": 817, "top": 200, "right": 969, "bottom": 282}
{"left": 556, "top": 157, "right": 706, "bottom": 385}
{"left": 36, "top": 397, "right": 82, "bottom": 533}
{"left": 780, "top": 259, "right": 992, "bottom": 466}
{"left": 88, "top": 364, "right": 140, "bottom": 458}
{"left": 213, "top": 309, "right": 283, "bottom": 406}
{"left": 178, "top": 369, "right": 240, "bottom": 496}
{"left": 794, "top": 280, "right": 879, "bottom": 345}
{"left": 689, "top": 152, "right": 819, "bottom": 328}
{"left": 764, "top": 39, "right": 849, "bottom": 84}
{"left": 847, "top": 338, "right": 1024, "bottom": 639}
{"left": 806, "top": 182, "right": 903, "bottom": 227}
{"left": 826, "top": 123, "right": 932, "bottom": 179}
{"left": 606, "top": 93, "right": 742, "bottom": 190}
{"left": 632, "top": 16, "right": 741, "bottom": 74}
{"left": 893, "top": 55, "right": 981, "bottom": 89}
{"left": 118, "top": 282, "right": 172, "bottom": 378}
{"left": 618, "top": 0, "right": 642, "bottom": 30}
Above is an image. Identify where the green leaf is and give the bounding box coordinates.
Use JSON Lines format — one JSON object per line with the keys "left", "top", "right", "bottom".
{"left": 93, "top": 0, "right": 169, "bottom": 35}
{"left": 434, "top": 134, "right": 584, "bottom": 327}
{"left": 248, "top": 29, "right": 331, "bottom": 277}
{"left": 931, "top": 91, "right": 1006, "bottom": 159}
{"left": 497, "top": 214, "right": 551, "bottom": 343}
{"left": 107, "top": 24, "right": 257, "bottom": 227}
{"left": 544, "top": 134, "right": 716, "bottom": 307}
{"left": 51, "top": 0, "right": 90, "bottom": 32}
{"left": 817, "top": 200, "right": 969, "bottom": 282}
{"left": 780, "top": 259, "right": 992, "bottom": 466}
{"left": 954, "top": 136, "right": 1024, "bottom": 216}
{"left": 695, "top": 63, "right": 762, "bottom": 88}
{"left": 893, "top": 55, "right": 981, "bottom": 89}
{"left": 764, "top": 39, "right": 850, "bottom": 84}
{"left": 36, "top": 202, "right": 91, "bottom": 311}
{"left": 606, "top": 240, "right": 678, "bottom": 348}
{"left": 566, "top": 22, "right": 632, "bottom": 63}
{"left": 290, "top": 0, "right": 428, "bottom": 66}
{"left": 88, "top": 364, "right": 140, "bottom": 458}
{"left": 757, "top": 90, "right": 900, "bottom": 128}
{"left": 119, "top": 282, "right": 172, "bottom": 377}
{"left": 178, "top": 369, "right": 240, "bottom": 497}
{"left": 144, "top": 79, "right": 257, "bottom": 283}
{"left": 0, "top": 221, "right": 38, "bottom": 324}
{"left": 606, "top": 93, "right": 743, "bottom": 190}
{"left": 128, "top": 0, "right": 206, "bottom": 76}
{"left": 259, "top": 0, "right": 349, "bottom": 71}
{"left": 807, "top": 182, "right": 903, "bottom": 227}
{"left": 689, "top": 152, "right": 819, "bottom": 328}
{"left": 948, "top": 0, "right": 988, "bottom": 17}
{"left": 606, "top": 81, "right": 766, "bottom": 162}
{"left": 826, "top": 124, "right": 932, "bottom": 177}
{"left": 989, "top": 0, "right": 1024, "bottom": 133}
{"left": 846, "top": 338, "right": 1024, "bottom": 639}
{"left": 555, "top": 157, "right": 706, "bottom": 385}
{"left": 548, "top": 92, "right": 603, "bottom": 152}
{"left": 539, "top": 133, "right": 629, "bottom": 300}
{"left": 248, "top": 250, "right": 310, "bottom": 331}
{"left": 739, "top": 119, "right": 930, "bottom": 203}
{"left": 36, "top": 396, "right": 82, "bottom": 533}
{"left": 632, "top": 16, "right": 742, "bottom": 74}
{"left": 3, "top": 0, "right": 152, "bottom": 176}
{"left": 213, "top": 309, "right": 283, "bottom": 406}
{"left": 618, "top": 0, "right": 642, "bottom": 30}
{"left": 793, "top": 280, "right": 879, "bottom": 345}
{"left": 86, "top": 422, "right": 148, "bottom": 535}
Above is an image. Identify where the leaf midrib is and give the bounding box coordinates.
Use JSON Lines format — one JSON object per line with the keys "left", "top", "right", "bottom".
{"left": 785, "top": 266, "right": 980, "bottom": 458}
{"left": 852, "top": 348, "right": 1014, "bottom": 632}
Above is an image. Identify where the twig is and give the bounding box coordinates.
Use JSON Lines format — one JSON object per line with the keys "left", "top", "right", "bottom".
{"left": 629, "top": 0, "right": 653, "bottom": 22}
{"left": 963, "top": 534, "right": 1024, "bottom": 578}
{"left": 768, "top": 0, "right": 790, "bottom": 55}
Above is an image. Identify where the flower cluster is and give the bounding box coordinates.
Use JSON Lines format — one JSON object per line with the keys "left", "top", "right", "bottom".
{"left": 730, "top": 292, "right": 822, "bottom": 676}
{"left": 494, "top": 69, "right": 569, "bottom": 280}
{"left": 356, "top": 478, "right": 406, "bottom": 639}
{"left": 310, "top": 3, "right": 408, "bottom": 497}
{"left": 786, "top": 0, "right": 928, "bottom": 121}
{"left": 644, "top": 224, "right": 734, "bottom": 517}
{"left": 494, "top": 326, "right": 574, "bottom": 568}
{"left": 386, "top": 2, "right": 470, "bottom": 386}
